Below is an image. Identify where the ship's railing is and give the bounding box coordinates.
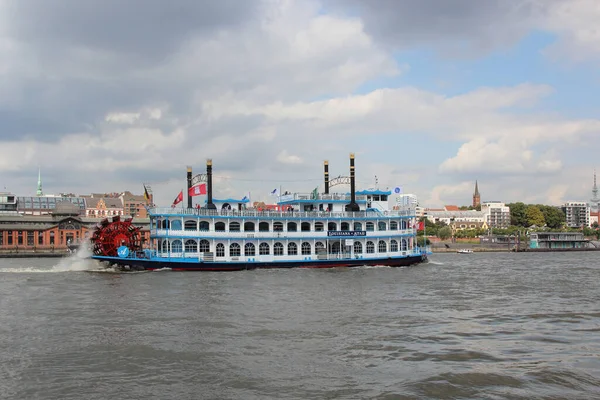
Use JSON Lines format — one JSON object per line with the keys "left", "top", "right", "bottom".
{"left": 151, "top": 229, "right": 416, "bottom": 238}
{"left": 278, "top": 193, "right": 368, "bottom": 202}
{"left": 150, "top": 207, "right": 415, "bottom": 218}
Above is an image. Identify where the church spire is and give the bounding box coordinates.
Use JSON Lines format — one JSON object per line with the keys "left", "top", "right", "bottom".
{"left": 472, "top": 180, "right": 481, "bottom": 208}
{"left": 36, "top": 167, "right": 43, "bottom": 196}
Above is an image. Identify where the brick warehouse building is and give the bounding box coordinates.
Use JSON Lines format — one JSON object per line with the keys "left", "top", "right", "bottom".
{"left": 0, "top": 201, "right": 150, "bottom": 255}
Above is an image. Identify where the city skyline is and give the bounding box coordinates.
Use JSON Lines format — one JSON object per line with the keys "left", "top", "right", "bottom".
{"left": 1, "top": 1, "right": 599, "bottom": 206}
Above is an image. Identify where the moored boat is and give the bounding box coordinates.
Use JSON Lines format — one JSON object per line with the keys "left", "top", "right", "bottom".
{"left": 90, "top": 154, "right": 430, "bottom": 271}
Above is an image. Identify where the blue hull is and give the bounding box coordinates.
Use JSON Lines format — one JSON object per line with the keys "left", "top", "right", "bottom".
{"left": 91, "top": 254, "right": 428, "bottom": 271}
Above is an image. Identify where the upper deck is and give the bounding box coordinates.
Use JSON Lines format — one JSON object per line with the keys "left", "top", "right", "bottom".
{"left": 149, "top": 207, "right": 415, "bottom": 219}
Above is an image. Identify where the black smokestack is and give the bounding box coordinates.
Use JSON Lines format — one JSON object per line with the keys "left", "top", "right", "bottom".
{"left": 324, "top": 160, "right": 329, "bottom": 194}
{"left": 186, "top": 166, "right": 192, "bottom": 209}
{"left": 345, "top": 153, "right": 360, "bottom": 212}
{"left": 206, "top": 159, "right": 216, "bottom": 210}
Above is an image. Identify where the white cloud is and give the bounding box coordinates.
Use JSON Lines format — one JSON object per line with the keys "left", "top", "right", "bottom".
{"left": 276, "top": 150, "right": 303, "bottom": 165}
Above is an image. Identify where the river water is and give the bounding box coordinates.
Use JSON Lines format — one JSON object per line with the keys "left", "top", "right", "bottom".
{"left": 0, "top": 251, "right": 599, "bottom": 399}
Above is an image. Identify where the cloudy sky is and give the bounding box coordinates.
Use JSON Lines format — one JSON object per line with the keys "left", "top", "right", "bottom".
{"left": 1, "top": 0, "right": 599, "bottom": 207}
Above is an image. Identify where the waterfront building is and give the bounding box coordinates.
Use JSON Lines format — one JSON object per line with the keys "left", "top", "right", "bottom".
{"left": 83, "top": 196, "right": 124, "bottom": 218}
{"left": 424, "top": 210, "right": 485, "bottom": 225}
{"left": 449, "top": 220, "right": 489, "bottom": 234}
{"left": 17, "top": 195, "right": 86, "bottom": 216}
{"left": 562, "top": 202, "right": 590, "bottom": 228}
{"left": 120, "top": 191, "right": 150, "bottom": 218}
{"left": 0, "top": 192, "right": 18, "bottom": 214}
{"left": 529, "top": 232, "right": 590, "bottom": 250}
{"left": 481, "top": 201, "right": 511, "bottom": 228}
{"left": 0, "top": 202, "right": 150, "bottom": 253}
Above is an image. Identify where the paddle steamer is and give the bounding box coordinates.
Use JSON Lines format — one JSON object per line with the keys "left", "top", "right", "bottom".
{"left": 90, "top": 154, "right": 428, "bottom": 271}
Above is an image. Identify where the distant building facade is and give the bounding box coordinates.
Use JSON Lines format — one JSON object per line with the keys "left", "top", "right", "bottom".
{"left": 0, "top": 192, "right": 18, "bottom": 213}
{"left": 562, "top": 202, "right": 590, "bottom": 228}
{"left": 481, "top": 201, "right": 511, "bottom": 228}
{"left": 84, "top": 197, "right": 124, "bottom": 218}
{"left": 17, "top": 196, "right": 86, "bottom": 216}
{"left": 120, "top": 191, "right": 149, "bottom": 218}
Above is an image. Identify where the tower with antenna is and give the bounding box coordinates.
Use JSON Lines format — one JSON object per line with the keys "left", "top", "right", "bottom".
{"left": 591, "top": 169, "right": 600, "bottom": 212}
{"left": 36, "top": 167, "right": 43, "bottom": 196}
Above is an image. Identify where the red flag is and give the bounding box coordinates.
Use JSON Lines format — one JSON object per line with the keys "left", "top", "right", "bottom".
{"left": 171, "top": 190, "right": 183, "bottom": 207}
{"left": 414, "top": 221, "right": 424, "bottom": 231}
{"left": 188, "top": 183, "right": 207, "bottom": 197}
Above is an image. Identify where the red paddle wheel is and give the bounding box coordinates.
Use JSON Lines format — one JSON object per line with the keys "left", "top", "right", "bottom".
{"left": 91, "top": 216, "right": 142, "bottom": 257}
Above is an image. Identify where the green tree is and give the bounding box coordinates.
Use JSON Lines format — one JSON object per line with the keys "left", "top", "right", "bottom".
{"left": 508, "top": 202, "right": 528, "bottom": 226}
{"left": 537, "top": 205, "right": 565, "bottom": 229}
{"left": 437, "top": 226, "right": 452, "bottom": 240}
{"left": 525, "top": 205, "right": 545, "bottom": 227}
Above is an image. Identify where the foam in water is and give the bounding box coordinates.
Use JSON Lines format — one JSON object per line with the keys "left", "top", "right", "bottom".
{"left": 1, "top": 242, "right": 98, "bottom": 273}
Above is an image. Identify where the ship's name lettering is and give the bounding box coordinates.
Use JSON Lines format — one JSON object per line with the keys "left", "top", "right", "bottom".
{"left": 327, "top": 231, "right": 366, "bottom": 237}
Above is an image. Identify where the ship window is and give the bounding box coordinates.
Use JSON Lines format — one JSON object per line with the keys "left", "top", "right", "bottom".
{"left": 184, "top": 220, "right": 197, "bottom": 231}
{"left": 244, "top": 222, "right": 255, "bottom": 232}
{"left": 199, "top": 239, "right": 210, "bottom": 252}
{"left": 341, "top": 222, "right": 350, "bottom": 231}
{"left": 353, "top": 222, "right": 362, "bottom": 231}
{"left": 216, "top": 243, "right": 225, "bottom": 257}
{"left": 0, "top": 231, "right": 3, "bottom": 246}
{"left": 259, "top": 242, "right": 270, "bottom": 255}
{"left": 229, "top": 222, "right": 241, "bottom": 232}
{"left": 366, "top": 222, "right": 375, "bottom": 231}
{"left": 199, "top": 221, "right": 210, "bottom": 231}
{"left": 161, "top": 240, "right": 170, "bottom": 252}
{"left": 27, "top": 232, "right": 34, "bottom": 246}
{"left": 274, "top": 242, "right": 284, "bottom": 256}
{"left": 390, "top": 240, "right": 398, "bottom": 252}
{"left": 401, "top": 239, "right": 408, "bottom": 251}
{"left": 288, "top": 242, "right": 297, "bottom": 255}
{"left": 287, "top": 222, "right": 297, "bottom": 232}
{"left": 273, "top": 222, "right": 283, "bottom": 232}
{"left": 171, "top": 240, "right": 182, "bottom": 253}
{"left": 378, "top": 240, "right": 387, "bottom": 253}
{"left": 48, "top": 231, "right": 54, "bottom": 245}
{"left": 366, "top": 241, "right": 375, "bottom": 253}
{"left": 327, "top": 222, "right": 337, "bottom": 231}
{"left": 315, "top": 242, "right": 325, "bottom": 253}
{"left": 170, "top": 220, "right": 182, "bottom": 231}
{"left": 215, "top": 222, "right": 226, "bottom": 232}
{"left": 378, "top": 222, "right": 386, "bottom": 231}
{"left": 314, "top": 222, "right": 324, "bottom": 232}
{"left": 390, "top": 221, "right": 398, "bottom": 230}
{"left": 301, "top": 242, "right": 311, "bottom": 255}
{"left": 402, "top": 220, "right": 408, "bottom": 229}
{"left": 245, "top": 243, "right": 255, "bottom": 256}
{"left": 301, "top": 222, "right": 311, "bottom": 232}
{"left": 353, "top": 241, "right": 362, "bottom": 254}
{"left": 185, "top": 239, "right": 198, "bottom": 253}
{"left": 259, "top": 222, "right": 269, "bottom": 232}
{"left": 230, "top": 243, "right": 241, "bottom": 257}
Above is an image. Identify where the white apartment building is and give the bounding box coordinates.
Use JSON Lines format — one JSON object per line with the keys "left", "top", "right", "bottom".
{"left": 424, "top": 210, "right": 486, "bottom": 225}
{"left": 395, "top": 194, "right": 418, "bottom": 207}
{"left": 562, "top": 202, "right": 590, "bottom": 228}
{"left": 481, "top": 201, "right": 511, "bottom": 228}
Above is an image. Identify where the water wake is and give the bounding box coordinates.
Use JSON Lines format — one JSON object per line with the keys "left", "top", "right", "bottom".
{"left": 1, "top": 243, "right": 97, "bottom": 273}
